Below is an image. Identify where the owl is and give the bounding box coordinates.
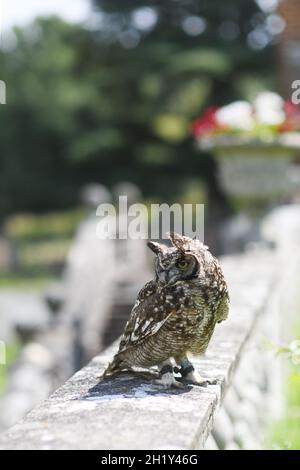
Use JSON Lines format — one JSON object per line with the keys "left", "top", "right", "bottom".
{"left": 102, "top": 232, "right": 229, "bottom": 387}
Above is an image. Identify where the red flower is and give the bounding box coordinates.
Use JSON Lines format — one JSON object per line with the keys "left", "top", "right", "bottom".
{"left": 192, "top": 107, "right": 219, "bottom": 137}
{"left": 284, "top": 100, "right": 299, "bottom": 115}
{"left": 280, "top": 100, "right": 300, "bottom": 131}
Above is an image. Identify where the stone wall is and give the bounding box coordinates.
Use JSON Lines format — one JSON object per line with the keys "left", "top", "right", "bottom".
{"left": 1, "top": 204, "right": 299, "bottom": 450}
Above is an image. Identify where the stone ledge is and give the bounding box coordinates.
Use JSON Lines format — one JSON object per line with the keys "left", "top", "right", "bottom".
{"left": 0, "top": 249, "right": 279, "bottom": 450}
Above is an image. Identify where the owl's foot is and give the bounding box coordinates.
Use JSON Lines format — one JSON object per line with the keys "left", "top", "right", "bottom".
{"left": 155, "top": 362, "right": 183, "bottom": 388}
{"left": 184, "top": 370, "right": 210, "bottom": 386}
{"left": 97, "top": 367, "right": 134, "bottom": 380}
{"left": 174, "top": 358, "right": 216, "bottom": 387}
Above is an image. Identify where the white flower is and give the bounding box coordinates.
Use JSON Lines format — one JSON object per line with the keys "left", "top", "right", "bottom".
{"left": 256, "top": 109, "right": 286, "bottom": 126}
{"left": 254, "top": 91, "right": 285, "bottom": 126}
{"left": 215, "top": 101, "right": 254, "bottom": 130}
{"left": 254, "top": 91, "right": 284, "bottom": 111}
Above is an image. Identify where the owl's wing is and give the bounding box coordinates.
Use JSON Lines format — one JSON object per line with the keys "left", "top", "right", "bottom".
{"left": 117, "top": 280, "right": 173, "bottom": 353}
{"left": 216, "top": 293, "right": 230, "bottom": 323}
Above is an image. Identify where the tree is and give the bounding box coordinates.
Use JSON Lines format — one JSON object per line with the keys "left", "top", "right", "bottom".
{"left": 0, "top": 17, "right": 100, "bottom": 213}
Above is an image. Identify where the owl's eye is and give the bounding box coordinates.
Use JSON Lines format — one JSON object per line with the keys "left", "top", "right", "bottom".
{"left": 176, "top": 260, "right": 189, "bottom": 270}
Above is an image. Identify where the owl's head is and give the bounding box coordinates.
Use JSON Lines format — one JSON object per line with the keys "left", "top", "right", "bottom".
{"left": 147, "top": 232, "right": 209, "bottom": 285}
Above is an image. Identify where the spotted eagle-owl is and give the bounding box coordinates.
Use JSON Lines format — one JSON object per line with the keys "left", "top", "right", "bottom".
{"left": 103, "top": 232, "right": 229, "bottom": 387}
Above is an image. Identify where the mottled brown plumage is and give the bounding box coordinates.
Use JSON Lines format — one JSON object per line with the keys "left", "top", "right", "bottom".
{"left": 103, "top": 232, "right": 229, "bottom": 387}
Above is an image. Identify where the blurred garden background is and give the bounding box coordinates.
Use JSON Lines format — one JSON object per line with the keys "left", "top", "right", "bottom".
{"left": 0, "top": 0, "right": 300, "bottom": 449}
{"left": 0, "top": 0, "right": 292, "bottom": 279}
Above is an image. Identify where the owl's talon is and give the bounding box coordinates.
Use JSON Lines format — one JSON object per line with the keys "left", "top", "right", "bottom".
{"left": 184, "top": 371, "right": 218, "bottom": 386}
{"left": 183, "top": 370, "right": 209, "bottom": 386}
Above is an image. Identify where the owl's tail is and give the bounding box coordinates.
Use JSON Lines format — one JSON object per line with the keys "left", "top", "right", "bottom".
{"left": 100, "top": 353, "right": 128, "bottom": 379}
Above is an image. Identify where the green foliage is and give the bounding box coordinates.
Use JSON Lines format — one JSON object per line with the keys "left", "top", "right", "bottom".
{"left": 2, "top": 208, "right": 86, "bottom": 275}
{"left": 0, "top": 275, "right": 58, "bottom": 290}
{"left": 271, "top": 418, "right": 300, "bottom": 450}
{"left": 4, "top": 208, "right": 86, "bottom": 242}
{"left": 0, "top": 341, "right": 20, "bottom": 395}
{"left": 275, "top": 340, "right": 300, "bottom": 367}
{"left": 18, "top": 239, "right": 72, "bottom": 273}
{"left": 266, "top": 320, "right": 300, "bottom": 450}
{"left": 168, "top": 49, "right": 232, "bottom": 76}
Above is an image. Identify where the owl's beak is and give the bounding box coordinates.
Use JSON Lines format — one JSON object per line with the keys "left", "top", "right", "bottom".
{"left": 158, "top": 271, "right": 167, "bottom": 284}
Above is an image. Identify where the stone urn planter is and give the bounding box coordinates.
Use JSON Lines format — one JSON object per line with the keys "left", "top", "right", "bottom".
{"left": 197, "top": 133, "right": 300, "bottom": 212}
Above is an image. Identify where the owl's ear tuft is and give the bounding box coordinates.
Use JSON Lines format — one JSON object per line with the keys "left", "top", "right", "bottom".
{"left": 147, "top": 241, "right": 163, "bottom": 255}
{"left": 167, "top": 232, "right": 186, "bottom": 252}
